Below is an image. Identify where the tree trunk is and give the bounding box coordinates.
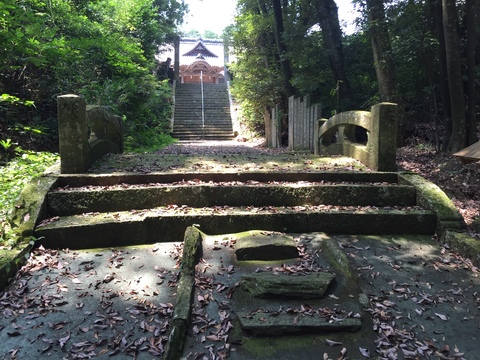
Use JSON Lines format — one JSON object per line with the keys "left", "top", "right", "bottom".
{"left": 272, "top": 0, "right": 296, "bottom": 98}
{"left": 442, "top": 0, "right": 467, "bottom": 152}
{"left": 429, "top": 0, "right": 452, "bottom": 150}
{"left": 315, "top": 0, "right": 352, "bottom": 103}
{"left": 366, "top": 0, "right": 398, "bottom": 102}
{"left": 366, "top": 0, "right": 404, "bottom": 145}
{"left": 466, "top": 0, "right": 478, "bottom": 145}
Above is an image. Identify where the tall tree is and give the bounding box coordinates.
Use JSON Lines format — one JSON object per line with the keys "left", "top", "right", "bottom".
{"left": 271, "top": 0, "right": 296, "bottom": 98}
{"left": 314, "top": 0, "right": 352, "bottom": 102}
{"left": 442, "top": 0, "right": 467, "bottom": 151}
{"left": 366, "top": 0, "right": 405, "bottom": 145}
{"left": 428, "top": 0, "right": 452, "bottom": 150}
{"left": 465, "top": 0, "right": 478, "bottom": 146}
{"left": 365, "top": 0, "right": 399, "bottom": 103}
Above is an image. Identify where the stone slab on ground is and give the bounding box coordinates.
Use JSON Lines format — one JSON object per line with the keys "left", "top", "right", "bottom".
{"left": 241, "top": 272, "right": 335, "bottom": 299}
{"left": 234, "top": 230, "right": 298, "bottom": 260}
{"left": 237, "top": 311, "right": 361, "bottom": 336}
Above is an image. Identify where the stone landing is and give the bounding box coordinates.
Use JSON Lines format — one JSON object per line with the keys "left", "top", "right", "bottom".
{"left": 171, "top": 227, "right": 370, "bottom": 360}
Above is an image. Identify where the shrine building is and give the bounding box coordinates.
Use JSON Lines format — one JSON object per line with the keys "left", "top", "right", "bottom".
{"left": 159, "top": 37, "right": 228, "bottom": 84}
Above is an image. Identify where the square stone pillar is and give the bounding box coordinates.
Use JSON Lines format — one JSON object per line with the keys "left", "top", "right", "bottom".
{"left": 57, "top": 94, "right": 89, "bottom": 173}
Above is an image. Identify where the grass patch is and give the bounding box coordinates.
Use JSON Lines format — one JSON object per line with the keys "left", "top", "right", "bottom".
{"left": 0, "top": 152, "right": 59, "bottom": 247}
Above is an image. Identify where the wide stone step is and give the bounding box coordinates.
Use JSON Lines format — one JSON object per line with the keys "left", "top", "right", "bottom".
{"left": 47, "top": 183, "right": 417, "bottom": 215}
{"left": 172, "top": 131, "right": 235, "bottom": 139}
{"left": 35, "top": 206, "right": 436, "bottom": 249}
{"left": 173, "top": 134, "right": 235, "bottom": 140}
{"left": 174, "top": 106, "right": 231, "bottom": 112}
{"left": 173, "top": 119, "right": 232, "bottom": 123}
{"left": 173, "top": 125, "right": 233, "bottom": 130}
{"left": 53, "top": 171, "right": 402, "bottom": 187}
{"left": 174, "top": 114, "right": 232, "bottom": 119}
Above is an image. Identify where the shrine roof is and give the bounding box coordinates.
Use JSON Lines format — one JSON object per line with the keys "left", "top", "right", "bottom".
{"left": 158, "top": 37, "right": 225, "bottom": 68}
{"left": 182, "top": 39, "right": 218, "bottom": 58}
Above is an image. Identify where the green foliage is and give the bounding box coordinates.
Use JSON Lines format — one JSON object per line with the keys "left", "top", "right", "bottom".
{"left": 229, "top": 0, "right": 376, "bottom": 133}
{"left": 0, "top": 152, "right": 59, "bottom": 246}
{"left": 229, "top": 1, "right": 285, "bottom": 133}
{"left": 0, "top": 0, "right": 186, "bottom": 154}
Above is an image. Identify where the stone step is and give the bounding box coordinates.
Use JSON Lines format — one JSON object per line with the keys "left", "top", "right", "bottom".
{"left": 35, "top": 206, "right": 436, "bottom": 249}
{"left": 52, "top": 172, "right": 402, "bottom": 187}
{"left": 173, "top": 81, "right": 232, "bottom": 140}
{"left": 174, "top": 106, "right": 231, "bottom": 111}
{"left": 173, "top": 119, "right": 233, "bottom": 124}
{"left": 172, "top": 125, "right": 233, "bottom": 130}
{"left": 172, "top": 130, "right": 234, "bottom": 140}
{"left": 237, "top": 311, "right": 361, "bottom": 336}
{"left": 173, "top": 116, "right": 231, "bottom": 121}
{"left": 241, "top": 272, "right": 336, "bottom": 299}
{"left": 172, "top": 135, "right": 235, "bottom": 141}
{"left": 47, "top": 183, "right": 417, "bottom": 216}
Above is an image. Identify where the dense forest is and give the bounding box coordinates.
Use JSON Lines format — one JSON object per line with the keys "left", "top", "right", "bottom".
{"left": 1, "top": 0, "right": 478, "bottom": 160}
{"left": 228, "top": 0, "right": 479, "bottom": 151}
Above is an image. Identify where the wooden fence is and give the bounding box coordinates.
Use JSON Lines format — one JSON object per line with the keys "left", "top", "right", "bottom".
{"left": 288, "top": 95, "right": 321, "bottom": 151}
{"left": 264, "top": 95, "right": 321, "bottom": 151}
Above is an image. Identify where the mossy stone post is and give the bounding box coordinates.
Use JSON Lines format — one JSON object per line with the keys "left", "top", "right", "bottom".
{"left": 369, "top": 102, "right": 398, "bottom": 171}
{"left": 57, "top": 94, "right": 89, "bottom": 174}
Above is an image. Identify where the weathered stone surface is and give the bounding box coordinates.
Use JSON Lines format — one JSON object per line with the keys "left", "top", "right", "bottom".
{"left": 35, "top": 209, "right": 437, "bottom": 249}
{"left": 235, "top": 231, "right": 298, "bottom": 260}
{"left": 399, "top": 172, "right": 465, "bottom": 223}
{"left": 317, "top": 103, "right": 399, "bottom": 171}
{"left": 241, "top": 272, "right": 335, "bottom": 299}
{"left": 238, "top": 311, "right": 361, "bottom": 336}
{"left": 47, "top": 183, "right": 416, "bottom": 216}
{"left": 181, "top": 226, "right": 203, "bottom": 276}
{"left": 321, "top": 238, "right": 355, "bottom": 279}
{"left": 57, "top": 94, "right": 89, "bottom": 174}
{"left": 441, "top": 230, "right": 480, "bottom": 267}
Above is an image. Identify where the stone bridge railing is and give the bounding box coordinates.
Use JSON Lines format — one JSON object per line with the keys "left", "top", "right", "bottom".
{"left": 57, "top": 94, "right": 123, "bottom": 174}
{"left": 314, "top": 102, "right": 398, "bottom": 171}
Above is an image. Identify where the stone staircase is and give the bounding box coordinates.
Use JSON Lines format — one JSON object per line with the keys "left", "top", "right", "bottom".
{"left": 34, "top": 171, "right": 442, "bottom": 249}
{"left": 172, "top": 83, "right": 234, "bottom": 140}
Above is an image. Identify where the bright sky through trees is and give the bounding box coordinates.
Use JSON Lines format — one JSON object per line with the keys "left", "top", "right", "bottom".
{"left": 181, "top": 0, "right": 359, "bottom": 36}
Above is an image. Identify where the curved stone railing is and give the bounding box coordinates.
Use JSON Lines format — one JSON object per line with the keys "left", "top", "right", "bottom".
{"left": 314, "top": 102, "right": 398, "bottom": 171}
{"left": 57, "top": 94, "right": 123, "bottom": 174}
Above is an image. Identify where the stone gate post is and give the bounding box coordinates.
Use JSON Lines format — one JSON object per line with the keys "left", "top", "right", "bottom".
{"left": 57, "top": 94, "right": 89, "bottom": 174}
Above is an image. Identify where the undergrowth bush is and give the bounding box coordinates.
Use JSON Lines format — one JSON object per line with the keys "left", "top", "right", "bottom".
{"left": 80, "top": 76, "right": 176, "bottom": 152}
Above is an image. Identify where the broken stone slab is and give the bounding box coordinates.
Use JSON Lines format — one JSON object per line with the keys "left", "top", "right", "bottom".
{"left": 241, "top": 272, "right": 335, "bottom": 299}
{"left": 237, "top": 311, "right": 361, "bottom": 336}
{"left": 235, "top": 230, "right": 298, "bottom": 260}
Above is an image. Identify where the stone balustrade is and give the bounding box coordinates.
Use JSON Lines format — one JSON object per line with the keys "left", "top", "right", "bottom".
{"left": 57, "top": 94, "right": 123, "bottom": 174}
{"left": 314, "top": 102, "right": 399, "bottom": 171}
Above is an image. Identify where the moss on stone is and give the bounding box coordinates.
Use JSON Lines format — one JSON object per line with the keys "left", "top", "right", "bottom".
{"left": 321, "top": 238, "right": 355, "bottom": 279}
{"left": 399, "top": 173, "right": 464, "bottom": 222}
{"left": 235, "top": 230, "right": 298, "bottom": 260}
{"left": 441, "top": 230, "right": 480, "bottom": 266}
{"left": 9, "top": 175, "right": 58, "bottom": 237}
{"left": 0, "top": 241, "right": 34, "bottom": 290}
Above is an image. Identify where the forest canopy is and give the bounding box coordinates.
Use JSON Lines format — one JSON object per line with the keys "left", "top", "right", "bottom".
{"left": 227, "top": 0, "right": 478, "bottom": 151}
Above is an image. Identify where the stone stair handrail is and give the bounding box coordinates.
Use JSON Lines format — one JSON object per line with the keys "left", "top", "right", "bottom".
{"left": 314, "top": 102, "right": 398, "bottom": 171}
{"left": 57, "top": 94, "right": 123, "bottom": 174}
